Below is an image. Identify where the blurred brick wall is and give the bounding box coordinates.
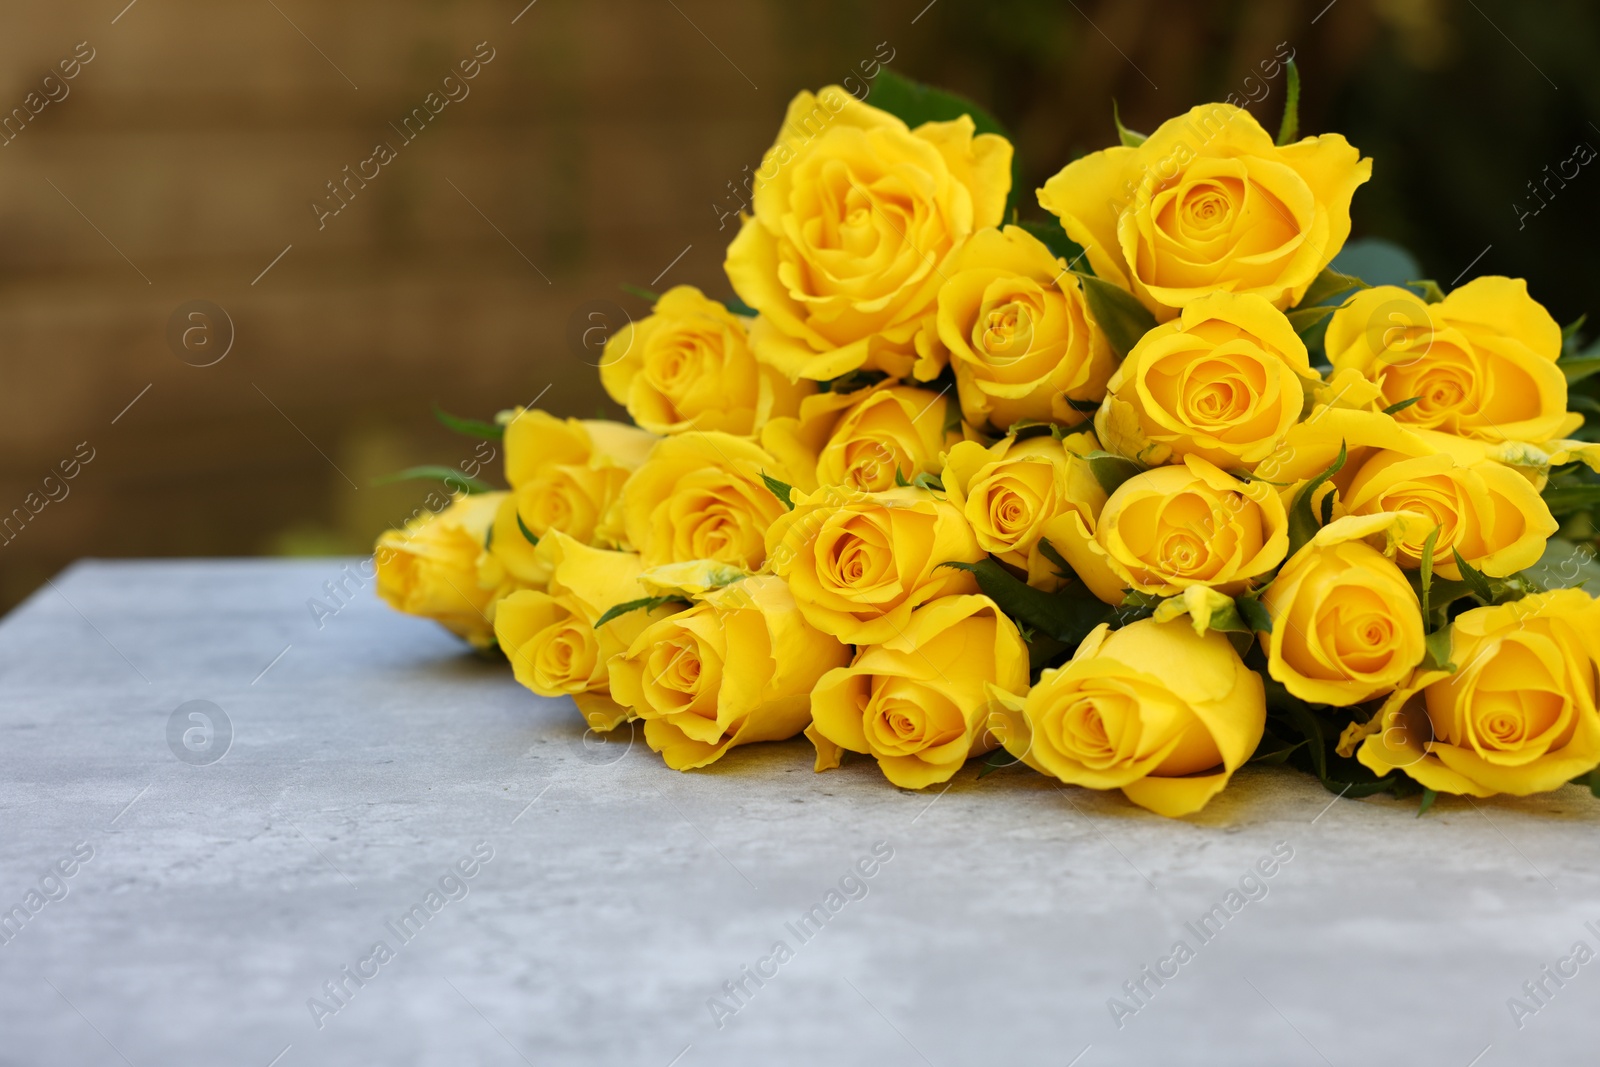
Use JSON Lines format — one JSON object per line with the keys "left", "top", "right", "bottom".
{"left": 0, "top": 0, "right": 792, "bottom": 608}
{"left": 3, "top": 0, "right": 1596, "bottom": 610}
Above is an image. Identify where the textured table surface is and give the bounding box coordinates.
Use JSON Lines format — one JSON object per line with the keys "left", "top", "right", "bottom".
{"left": 1, "top": 559, "right": 1598, "bottom": 1067}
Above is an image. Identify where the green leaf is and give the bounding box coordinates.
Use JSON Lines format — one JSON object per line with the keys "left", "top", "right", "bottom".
{"left": 1416, "top": 787, "right": 1438, "bottom": 817}
{"left": 1408, "top": 279, "right": 1447, "bottom": 304}
{"left": 1071, "top": 271, "right": 1158, "bottom": 360}
{"left": 593, "top": 595, "right": 687, "bottom": 629}
{"left": 1084, "top": 450, "right": 1143, "bottom": 496}
{"left": 1562, "top": 313, "right": 1587, "bottom": 346}
{"left": 1113, "top": 100, "right": 1146, "bottom": 147}
{"left": 1017, "top": 220, "right": 1085, "bottom": 265}
{"left": 1557, "top": 353, "right": 1600, "bottom": 385}
{"left": 620, "top": 283, "right": 659, "bottom": 304}
{"left": 1419, "top": 524, "right": 1442, "bottom": 620}
{"left": 976, "top": 748, "right": 1022, "bottom": 779}
{"left": 1451, "top": 549, "right": 1495, "bottom": 605}
{"left": 1114, "top": 590, "right": 1164, "bottom": 625}
{"left": 1422, "top": 625, "right": 1456, "bottom": 672}
{"left": 724, "top": 295, "right": 758, "bottom": 317}
{"left": 1037, "top": 538, "right": 1072, "bottom": 581}
{"left": 1286, "top": 302, "right": 1350, "bottom": 337}
{"left": 761, "top": 471, "right": 795, "bottom": 510}
{"left": 1542, "top": 483, "right": 1600, "bottom": 517}
{"left": 1249, "top": 733, "right": 1307, "bottom": 764}
{"left": 483, "top": 521, "right": 494, "bottom": 551}
{"left": 1202, "top": 599, "right": 1253, "bottom": 634}
{"left": 1024, "top": 630, "right": 1072, "bottom": 678}
{"left": 1235, "top": 596, "right": 1273, "bottom": 634}
{"left": 433, "top": 405, "right": 505, "bottom": 441}
{"left": 372, "top": 465, "right": 494, "bottom": 495}
{"left": 1275, "top": 60, "right": 1300, "bottom": 145}
{"left": 1295, "top": 267, "right": 1368, "bottom": 311}
{"left": 515, "top": 512, "right": 540, "bottom": 546}
{"left": 938, "top": 558, "right": 1110, "bottom": 646}
{"left": 1286, "top": 442, "right": 1347, "bottom": 557}
{"left": 1382, "top": 396, "right": 1423, "bottom": 416}
{"left": 911, "top": 471, "right": 945, "bottom": 493}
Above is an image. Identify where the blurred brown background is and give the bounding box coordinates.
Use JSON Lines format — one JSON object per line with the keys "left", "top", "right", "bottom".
{"left": 3, "top": 0, "right": 1598, "bottom": 611}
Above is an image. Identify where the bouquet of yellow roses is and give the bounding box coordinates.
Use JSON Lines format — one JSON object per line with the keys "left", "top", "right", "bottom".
{"left": 375, "top": 69, "right": 1600, "bottom": 818}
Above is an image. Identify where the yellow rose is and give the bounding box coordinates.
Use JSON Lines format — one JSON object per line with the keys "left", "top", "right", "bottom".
{"left": 1358, "top": 590, "right": 1600, "bottom": 796}
{"left": 990, "top": 619, "right": 1265, "bottom": 817}
{"left": 1259, "top": 406, "right": 1558, "bottom": 580}
{"left": 725, "top": 86, "right": 1013, "bottom": 383}
{"left": 492, "top": 410, "right": 658, "bottom": 582}
{"left": 808, "top": 595, "right": 1029, "bottom": 788}
{"left": 1096, "top": 291, "right": 1317, "bottom": 470}
{"left": 935, "top": 225, "right": 1115, "bottom": 430}
{"left": 1088, "top": 455, "right": 1288, "bottom": 597}
{"left": 503, "top": 407, "right": 657, "bottom": 488}
{"left": 608, "top": 576, "right": 850, "bottom": 770}
{"left": 493, "top": 532, "right": 677, "bottom": 731}
{"left": 1259, "top": 515, "right": 1426, "bottom": 706}
{"left": 1325, "top": 278, "right": 1576, "bottom": 444}
{"left": 1038, "top": 103, "right": 1370, "bottom": 320}
{"left": 761, "top": 383, "right": 957, "bottom": 494}
{"left": 598, "top": 285, "right": 812, "bottom": 436}
{"left": 766, "top": 484, "right": 982, "bottom": 644}
{"left": 621, "top": 431, "right": 792, "bottom": 571}
{"left": 376, "top": 492, "right": 504, "bottom": 647}
{"left": 1344, "top": 452, "right": 1556, "bottom": 579}
{"left": 940, "top": 432, "right": 1124, "bottom": 598}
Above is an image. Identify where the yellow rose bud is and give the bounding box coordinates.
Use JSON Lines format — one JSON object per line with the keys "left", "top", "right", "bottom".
{"left": 766, "top": 485, "right": 982, "bottom": 644}
{"left": 809, "top": 595, "right": 1029, "bottom": 789}
{"left": 636, "top": 559, "right": 748, "bottom": 599}
{"left": 935, "top": 225, "right": 1115, "bottom": 430}
{"left": 941, "top": 432, "right": 1122, "bottom": 598}
{"left": 621, "top": 431, "right": 792, "bottom": 571}
{"left": 1152, "top": 584, "right": 1243, "bottom": 637}
{"left": 1096, "top": 291, "right": 1317, "bottom": 469}
{"left": 493, "top": 532, "right": 675, "bottom": 731}
{"left": 726, "top": 86, "right": 1013, "bottom": 383}
{"left": 1258, "top": 406, "right": 1558, "bottom": 580}
{"left": 376, "top": 492, "right": 504, "bottom": 647}
{"left": 492, "top": 410, "right": 658, "bottom": 583}
{"left": 598, "top": 285, "right": 812, "bottom": 436}
{"left": 1325, "top": 278, "right": 1576, "bottom": 444}
{"left": 502, "top": 407, "right": 656, "bottom": 489}
{"left": 1358, "top": 590, "right": 1600, "bottom": 796}
{"left": 1260, "top": 516, "right": 1426, "bottom": 706}
{"left": 815, "top": 386, "right": 959, "bottom": 492}
{"left": 608, "top": 576, "right": 850, "bottom": 770}
{"left": 1039, "top": 103, "right": 1370, "bottom": 320}
{"left": 990, "top": 619, "right": 1266, "bottom": 817}
{"left": 1090, "top": 455, "right": 1289, "bottom": 597}
{"left": 761, "top": 383, "right": 958, "bottom": 494}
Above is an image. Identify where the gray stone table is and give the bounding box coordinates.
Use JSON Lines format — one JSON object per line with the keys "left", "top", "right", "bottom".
{"left": 2, "top": 559, "right": 1598, "bottom": 1066}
